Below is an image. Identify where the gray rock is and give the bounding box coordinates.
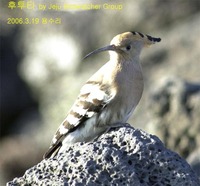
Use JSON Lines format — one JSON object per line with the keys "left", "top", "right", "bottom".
{"left": 7, "top": 124, "right": 200, "bottom": 186}
{"left": 147, "top": 76, "right": 200, "bottom": 158}
{"left": 187, "top": 148, "right": 200, "bottom": 179}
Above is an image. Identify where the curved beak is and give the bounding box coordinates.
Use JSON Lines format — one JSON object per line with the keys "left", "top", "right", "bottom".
{"left": 83, "top": 44, "right": 116, "bottom": 60}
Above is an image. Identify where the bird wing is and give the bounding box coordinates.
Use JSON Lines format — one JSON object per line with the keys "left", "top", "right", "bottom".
{"left": 43, "top": 82, "right": 114, "bottom": 159}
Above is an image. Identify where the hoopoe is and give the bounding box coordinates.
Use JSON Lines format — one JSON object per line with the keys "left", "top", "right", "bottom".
{"left": 44, "top": 31, "right": 161, "bottom": 159}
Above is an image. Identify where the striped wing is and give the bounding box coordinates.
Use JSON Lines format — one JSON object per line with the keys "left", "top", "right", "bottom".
{"left": 43, "top": 82, "right": 113, "bottom": 158}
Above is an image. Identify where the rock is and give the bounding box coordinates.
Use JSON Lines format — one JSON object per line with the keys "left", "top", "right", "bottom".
{"left": 187, "top": 148, "right": 200, "bottom": 179}
{"left": 147, "top": 76, "right": 200, "bottom": 158}
{"left": 7, "top": 124, "right": 200, "bottom": 186}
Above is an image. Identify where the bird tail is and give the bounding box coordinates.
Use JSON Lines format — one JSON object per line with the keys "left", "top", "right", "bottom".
{"left": 43, "top": 143, "right": 62, "bottom": 159}
{"left": 43, "top": 135, "right": 64, "bottom": 159}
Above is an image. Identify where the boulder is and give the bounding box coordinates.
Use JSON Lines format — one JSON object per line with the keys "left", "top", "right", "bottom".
{"left": 148, "top": 76, "right": 200, "bottom": 158}
{"left": 7, "top": 124, "right": 200, "bottom": 186}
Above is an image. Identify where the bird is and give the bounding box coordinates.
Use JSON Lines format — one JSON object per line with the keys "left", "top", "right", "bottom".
{"left": 43, "top": 31, "right": 161, "bottom": 159}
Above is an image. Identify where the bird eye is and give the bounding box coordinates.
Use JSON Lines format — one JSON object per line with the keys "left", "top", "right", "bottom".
{"left": 126, "top": 45, "right": 131, "bottom": 51}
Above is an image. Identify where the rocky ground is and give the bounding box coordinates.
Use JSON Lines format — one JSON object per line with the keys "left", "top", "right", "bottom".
{"left": 1, "top": 0, "right": 200, "bottom": 185}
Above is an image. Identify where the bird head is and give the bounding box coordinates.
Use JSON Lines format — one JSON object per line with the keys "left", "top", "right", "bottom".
{"left": 84, "top": 31, "right": 161, "bottom": 60}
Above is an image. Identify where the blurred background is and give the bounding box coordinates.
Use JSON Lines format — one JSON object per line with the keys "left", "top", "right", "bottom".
{"left": 0, "top": 0, "right": 200, "bottom": 184}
